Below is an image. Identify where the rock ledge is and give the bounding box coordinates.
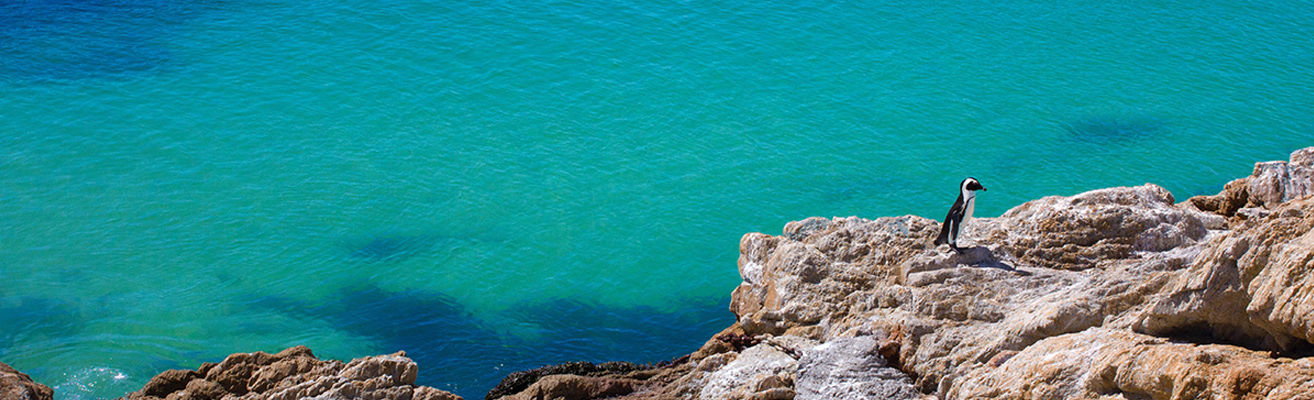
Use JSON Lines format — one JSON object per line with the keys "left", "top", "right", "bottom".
{"left": 120, "top": 346, "right": 462, "bottom": 400}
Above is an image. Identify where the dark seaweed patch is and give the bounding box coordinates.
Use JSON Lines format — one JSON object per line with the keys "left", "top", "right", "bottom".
{"left": 500, "top": 297, "right": 731, "bottom": 364}
{"left": 347, "top": 236, "right": 436, "bottom": 262}
{"left": 0, "top": 296, "right": 83, "bottom": 353}
{"left": 248, "top": 285, "right": 513, "bottom": 396}
{"left": 342, "top": 231, "right": 498, "bottom": 263}
{"left": 249, "top": 285, "right": 731, "bottom": 399}
{"left": 0, "top": 0, "right": 201, "bottom": 81}
{"left": 1062, "top": 117, "right": 1164, "bottom": 142}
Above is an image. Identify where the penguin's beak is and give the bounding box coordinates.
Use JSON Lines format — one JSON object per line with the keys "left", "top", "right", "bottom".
{"left": 981, "top": 187, "right": 988, "bottom": 191}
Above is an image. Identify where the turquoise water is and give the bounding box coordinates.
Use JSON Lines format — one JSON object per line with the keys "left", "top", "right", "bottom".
{"left": 2, "top": 0, "right": 1312, "bottom": 398}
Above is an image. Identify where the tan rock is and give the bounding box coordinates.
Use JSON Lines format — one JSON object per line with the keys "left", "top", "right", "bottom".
{"left": 711, "top": 175, "right": 1309, "bottom": 398}
{"left": 1247, "top": 214, "right": 1314, "bottom": 345}
{"left": 699, "top": 339, "right": 806, "bottom": 400}
{"left": 731, "top": 216, "right": 940, "bottom": 336}
{"left": 1189, "top": 177, "right": 1251, "bottom": 217}
{"left": 950, "top": 328, "right": 1314, "bottom": 400}
{"left": 1137, "top": 197, "right": 1314, "bottom": 352}
{"left": 0, "top": 362, "right": 53, "bottom": 400}
{"left": 121, "top": 347, "right": 461, "bottom": 400}
{"left": 499, "top": 374, "right": 641, "bottom": 400}
{"left": 1189, "top": 146, "right": 1314, "bottom": 218}
{"left": 1248, "top": 158, "right": 1314, "bottom": 208}
{"left": 976, "top": 184, "right": 1209, "bottom": 270}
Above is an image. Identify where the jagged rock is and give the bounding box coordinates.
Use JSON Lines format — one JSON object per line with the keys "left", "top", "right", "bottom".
{"left": 498, "top": 375, "right": 642, "bottom": 400}
{"left": 795, "top": 336, "right": 920, "bottom": 400}
{"left": 486, "top": 361, "right": 653, "bottom": 400}
{"left": 138, "top": 369, "right": 199, "bottom": 398}
{"left": 698, "top": 339, "right": 807, "bottom": 400}
{"left": 121, "top": 347, "right": 462, "bottom": 400}
{"left": 1136, "top": 196, "right": 1314, "bottom": 352}
{"left": 0, "top": 362, "right": 53, "bottom": 400}
{"left": 1190, "top": 147, "right": 1314, "bottom": 217}
{"left": 730, "top": 216, "right": 941, "bottom": 336}
{"left": 1189, "top": 178, "right": 1252, "bottom": 217}
{"left": 973, "top": 184, "right": 1209, "bottom": 270}
{"left": 1249, "top": 158, "right": 1314, "bottom": 208}
{"left": 949, "top": 328, "right": 1314, "bottom": 400}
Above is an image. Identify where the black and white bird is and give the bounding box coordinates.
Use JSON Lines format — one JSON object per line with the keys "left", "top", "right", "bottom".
{"left": 934, "top": 177, "right": 987, "bottom": 253}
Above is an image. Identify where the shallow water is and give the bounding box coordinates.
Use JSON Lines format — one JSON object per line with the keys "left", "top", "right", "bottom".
{"left": 2, "top": 0, "right": 1312, "bottom": 398}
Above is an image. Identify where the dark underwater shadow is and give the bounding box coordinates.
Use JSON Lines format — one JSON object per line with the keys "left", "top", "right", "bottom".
{"left": 247, "top": 285, "right": 504, "bottom": 395}
{"left": 248, "top": 285, "right": 732, "bottom": 399}
{"left": 338, "top": 231, "right": 498, "bottom": 263}
{"left": 500, "top": 297, "right": 732, "bottom": 364}
{"left": 344, "top": 235, "right": 440, "bottom": 263}
{"left": 0, "top": 0, "right": 206, "bottom": 82}
{"left": 0, "top": 296, "right": 84, "bottom": 356}
{"left": 1062, "top": 116, "right": 1165, "bottom": 143}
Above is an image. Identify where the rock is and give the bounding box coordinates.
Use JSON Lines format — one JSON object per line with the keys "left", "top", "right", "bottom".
{"left": 949, "top": 328, "right": 1314, "bottom": 399}
{"left": 1248, "top": 157, "right": 1314, "bottom": 208}
{"left": 499, "top": 375, "right": 641, "bottom": 400}
{"left": 1189, "top": 146, "right": 1314, "bottom": 217}
{"left": 795, "top": 336, "right": 920, "bottom": 400}
{"left": 699, "top": 341, "right": 804, "bottom": 400}
{"left": 139, "top": 369, "right": 198, "bottom": 398}
{"left": 782, "top": 217, "right": 833, "bottom": 241}
{"left": 731, "top": 216, "right": 942, "bottom": 336}
{"left": 1294, "top": 147, "right": 1314, "bottom": 167}
{"left": 1137, "top": 196, "right": 1314, "bottom": 352}
{"left": 486, "top": 361, "right": 652, "bottom": 400}
{"left": 0, "top": 362, "right": 53, "bottom": 400}
{"left": 1189, "top": 177, "right": 1251, "bottom": 217}
{"left": 976, "top": 184, "right": 1209, "bottom": 270}
{"left": 121, "top": 347, "right": 462, "bottom": 400}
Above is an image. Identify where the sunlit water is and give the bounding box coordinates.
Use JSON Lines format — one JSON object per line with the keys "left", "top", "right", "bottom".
{"left": 2, "top": 1, "right": 1312, "bottom": 398}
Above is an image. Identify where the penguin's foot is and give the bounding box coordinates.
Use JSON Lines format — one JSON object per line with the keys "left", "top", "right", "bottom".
{"left": 949, "top": 244, "right": 962, "bottom": 254}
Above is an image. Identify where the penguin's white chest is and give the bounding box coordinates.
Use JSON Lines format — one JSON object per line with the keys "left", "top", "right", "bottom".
{"left": 963, "top": 195, "right": 976, "bottom": 224}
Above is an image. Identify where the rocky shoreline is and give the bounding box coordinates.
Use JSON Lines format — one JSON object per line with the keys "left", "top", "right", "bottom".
{"left": 5, "top": 147, "right": 1314, "bottom": 400}
{"left": 484, "top": 146, "right": 1314, "bottom": 399}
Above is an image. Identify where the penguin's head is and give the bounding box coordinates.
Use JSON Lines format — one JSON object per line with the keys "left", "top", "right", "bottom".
{"left": 963, "top": 177, "right": 987, "bottom": 192}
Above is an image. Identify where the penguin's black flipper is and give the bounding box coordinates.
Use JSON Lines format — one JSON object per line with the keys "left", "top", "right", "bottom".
{"left": 934, "top": 206, "right": 958, "bottom": 247}
{"left": 934, "top": 219, "right": 951, "bottom": 246}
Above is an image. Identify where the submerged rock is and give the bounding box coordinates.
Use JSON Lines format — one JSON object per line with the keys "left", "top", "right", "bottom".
{"left": 121, "top": 346, "right": 462, "bottom": 400}
{"left": 0, "top": 362, "right": 53, "bottom": 400}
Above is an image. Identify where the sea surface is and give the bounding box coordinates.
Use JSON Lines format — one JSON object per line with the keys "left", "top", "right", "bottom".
{"left": 1, "top": 0, "right": 1311, "bottom": 398}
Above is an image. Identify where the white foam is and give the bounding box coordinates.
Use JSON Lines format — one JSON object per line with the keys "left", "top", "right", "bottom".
{"left": 52, "top": 366, "right": 134, "bottom": 400}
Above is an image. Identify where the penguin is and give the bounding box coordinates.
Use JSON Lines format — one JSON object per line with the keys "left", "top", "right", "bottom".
{"left": 934, "top": 177, "right": 987, "bottom": 253}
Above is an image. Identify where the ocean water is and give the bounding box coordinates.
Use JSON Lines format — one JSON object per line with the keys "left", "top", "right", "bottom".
{"left": 1, "top": 0, "right": 1311, "bottom": 398}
